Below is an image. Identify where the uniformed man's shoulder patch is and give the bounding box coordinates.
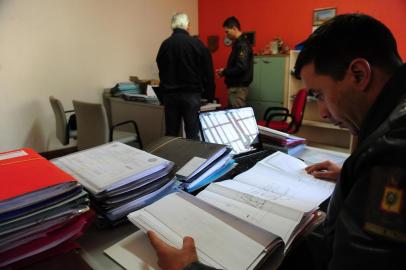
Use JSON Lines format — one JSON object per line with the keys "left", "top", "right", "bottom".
{"left": 364, "top": 166, "right": 406, "bottom": 243}
{"left": 380, "top": 185, "right": 403, "bottom": 213}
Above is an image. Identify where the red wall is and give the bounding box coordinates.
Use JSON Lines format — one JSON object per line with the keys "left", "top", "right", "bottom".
{"left": 198, "top": 0, "right": 406, "bottom": 105}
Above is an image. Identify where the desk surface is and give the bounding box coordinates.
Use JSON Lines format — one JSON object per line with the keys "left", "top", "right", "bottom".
{"left": 78, "top": 223, "right": 137, "bottom": 270}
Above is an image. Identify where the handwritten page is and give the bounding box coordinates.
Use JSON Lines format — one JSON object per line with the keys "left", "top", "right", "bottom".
{"left": 196, "top": 151, "right": 335, "bottom": 248}
{"left": 234, "top": 152, "right": 336, "bottom": 208}
{"left": 197, "top": 188, "right": 297, "bottom": 244}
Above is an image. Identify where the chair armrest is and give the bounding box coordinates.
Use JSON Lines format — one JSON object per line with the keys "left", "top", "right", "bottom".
{"left": 263, "top": 107, "right": 289, "bottom": 120}
{"left": 110, "top": 120, "right": 143, "bottom": 149}
{"left": 266, "top": 113, "right": 294, "bottom": 126}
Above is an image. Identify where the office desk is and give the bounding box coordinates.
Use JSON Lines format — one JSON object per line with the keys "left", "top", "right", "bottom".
{"left": 103, "top": 93, "right": 221, "bottom": 146}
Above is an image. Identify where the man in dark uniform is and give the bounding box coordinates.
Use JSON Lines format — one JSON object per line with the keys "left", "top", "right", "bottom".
{"left": 147, "top": 14, "right": 405, "bottom": 270}
{"left": 216, "top": 16, "right": 253, "bottom": 108}
{"left": 157, "top": 13, "right": 215, "bottom": 140}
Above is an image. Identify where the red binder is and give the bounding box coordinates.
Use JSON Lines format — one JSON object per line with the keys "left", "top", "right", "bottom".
{"left": 0, "top": 209, "right": 95, "bottom": 267}
{"left": 0, "top": 148, "right": 76, "bottom": 201}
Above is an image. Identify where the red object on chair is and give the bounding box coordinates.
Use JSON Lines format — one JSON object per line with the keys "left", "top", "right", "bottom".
{"left": 257, "top": 88, "right": 308, "bottom": 134}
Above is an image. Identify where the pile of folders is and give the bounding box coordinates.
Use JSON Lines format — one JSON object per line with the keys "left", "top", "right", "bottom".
{"left": 52, "top": 142, "right": 177, "bottom": 227}
{"left": 146, "top": 137, "right": 235, "bottom": 193}
{"left": 258, "top": 125, "right": 307, "bottom": 155}
{"left": 0, "top": 148, "right": 93, "bottom": 268}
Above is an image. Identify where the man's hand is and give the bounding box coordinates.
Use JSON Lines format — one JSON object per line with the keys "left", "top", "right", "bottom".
{"left": 147, "top": 230, "right": 198, "bottom": 270}
{"left": 215, "top": 68, "right": 224, "bottom": 77}
{"left": 305, "top": 160, "right": 341, "bottom": 181}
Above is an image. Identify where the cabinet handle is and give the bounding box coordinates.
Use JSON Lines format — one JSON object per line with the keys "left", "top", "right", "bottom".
{"left": 263, "top": 60, "right": 271, "bottom": 64}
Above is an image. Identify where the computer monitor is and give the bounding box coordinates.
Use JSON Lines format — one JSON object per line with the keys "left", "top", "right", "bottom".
{"left": 199, "top": 107, "right": 261, "bottom": 156}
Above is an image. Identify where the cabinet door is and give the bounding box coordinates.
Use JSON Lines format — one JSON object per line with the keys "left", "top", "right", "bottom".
{"left": 260, "top": 57, "right": 285, "bottom": 104}
{"left": 248, "top": 58, "right": 262, "bottom": 100}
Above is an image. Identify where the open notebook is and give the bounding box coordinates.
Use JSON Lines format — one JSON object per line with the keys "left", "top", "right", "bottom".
{"left": 109, "top": 151, "right": 334, "bottom": 270}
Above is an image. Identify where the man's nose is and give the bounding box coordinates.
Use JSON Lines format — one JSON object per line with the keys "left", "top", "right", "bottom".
{"left": 318, "top": 102, "right": 331, "bottom": 120}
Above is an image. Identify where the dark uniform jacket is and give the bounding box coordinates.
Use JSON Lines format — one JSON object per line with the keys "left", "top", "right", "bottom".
{"left": 185, "top": 64, "right": 406, "bottom": 270}
{"left": 156, "top": 29, "right": 215, "bottom": 102}
{"left": 323, "top": 63, "right": 406, "bottom": 269}
{"left": 222, "top": 35, "right": 253, "bottom": 88}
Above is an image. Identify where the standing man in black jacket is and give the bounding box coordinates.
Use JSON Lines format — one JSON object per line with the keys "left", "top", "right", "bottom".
{"left": 157, "top": 13, "right": 215, "bottom": 140}
{"left": 216, "top": 16, "right": 253, "bottom": 108}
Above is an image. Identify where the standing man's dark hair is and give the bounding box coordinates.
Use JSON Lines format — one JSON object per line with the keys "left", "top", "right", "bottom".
{"left": 222, "top": 16, "right": 241, "bottom": 30}
{"left": 156, "top": 12, "right": 215, "bottom": 140}
{"left": 217, "top": 16, "right": 253, "bottom": 108}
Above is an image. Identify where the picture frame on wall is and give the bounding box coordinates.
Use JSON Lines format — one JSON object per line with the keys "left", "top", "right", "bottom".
{"left": 313, "top": 7, "right": 336, "bottom": 26}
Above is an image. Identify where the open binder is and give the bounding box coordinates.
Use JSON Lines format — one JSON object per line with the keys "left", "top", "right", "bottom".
{"left": 123, "top": 152, "right": 335, "bottom": 269}
{"left": 128, "top": 191, "right": 284, "bottom": 270}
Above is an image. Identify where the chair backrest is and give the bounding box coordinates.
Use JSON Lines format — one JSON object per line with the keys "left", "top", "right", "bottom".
{"left": 49, "top": 96, "right": 69, "bottom": 145}
{"left": 289, "top": 88, "right": 308, "bottom": 133}
{"left": 73, "top": 100, "right": 110, "bottom": 151}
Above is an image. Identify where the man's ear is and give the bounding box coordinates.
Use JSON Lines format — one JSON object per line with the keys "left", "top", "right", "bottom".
{"left": 348, "top": 58, "right": 371, "bottom": 92}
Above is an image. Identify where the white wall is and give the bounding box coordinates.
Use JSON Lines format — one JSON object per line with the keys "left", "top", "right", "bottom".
{"left": 0, "top": 0, "right": 198, "bottom": 152}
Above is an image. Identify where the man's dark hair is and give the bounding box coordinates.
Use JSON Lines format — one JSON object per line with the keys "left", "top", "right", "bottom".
{"left": 295, "top": 13, "right": 402, "bottom": 80}
{"left": 223, "top": 16, "right": 241, "bottom": 30}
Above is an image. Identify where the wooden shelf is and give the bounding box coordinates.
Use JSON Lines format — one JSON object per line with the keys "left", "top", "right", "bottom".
{"left": 306, "top": 142, "right": 351, "bottom": 154}
{"left": 302, "top": 120, "right": 349, "bottom": 131}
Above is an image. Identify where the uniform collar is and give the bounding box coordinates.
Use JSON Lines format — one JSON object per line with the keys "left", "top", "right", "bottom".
{"left": 358, "top": 63, "right": 406, "bottom": 142}
{"left": 233, "top": 34, "right": 245, "bottom": 46}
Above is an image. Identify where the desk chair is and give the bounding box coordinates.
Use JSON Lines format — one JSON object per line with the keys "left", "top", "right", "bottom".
{"left": 257, "top": 88, "right": 308, "bottom": 134}
{"left": 73, "top": 100, "right": 143, "bottom": 151}
{"left": 49, "top": 96, "right": 77, "bottom": 145}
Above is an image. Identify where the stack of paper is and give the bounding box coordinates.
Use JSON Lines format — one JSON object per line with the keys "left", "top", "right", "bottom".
{"left": 52, "top": 142, "right": 176, "bottom": 224}
{"left": 258, "top": 125, "right": 307, "bottom": 155}
{"left": 146, "top": 137, "right": 235, "bottom": 193}
{"left": 0, "top": 148, "right": 93, "bottom": 268}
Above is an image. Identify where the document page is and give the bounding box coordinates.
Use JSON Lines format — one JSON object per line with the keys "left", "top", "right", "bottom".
{"left": 201, "top": 180, "right": 304, "bottom": 221}
{"left": 234, "top": 152, "right": 335, "bottom": 212}
{"left": 295, "top": 146, "right": 349, "bottom": 165}
{"left": 52, "top": 142, "right": 171, "bottom": 194}
{"left": 104, "top": 231, "right": 159, "bottom": 270}
{"left": 197, "top": 188, "right": 297, "bottom": 244}
{"left": 128, "top": 192, "right": 269, "bottom": 270}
